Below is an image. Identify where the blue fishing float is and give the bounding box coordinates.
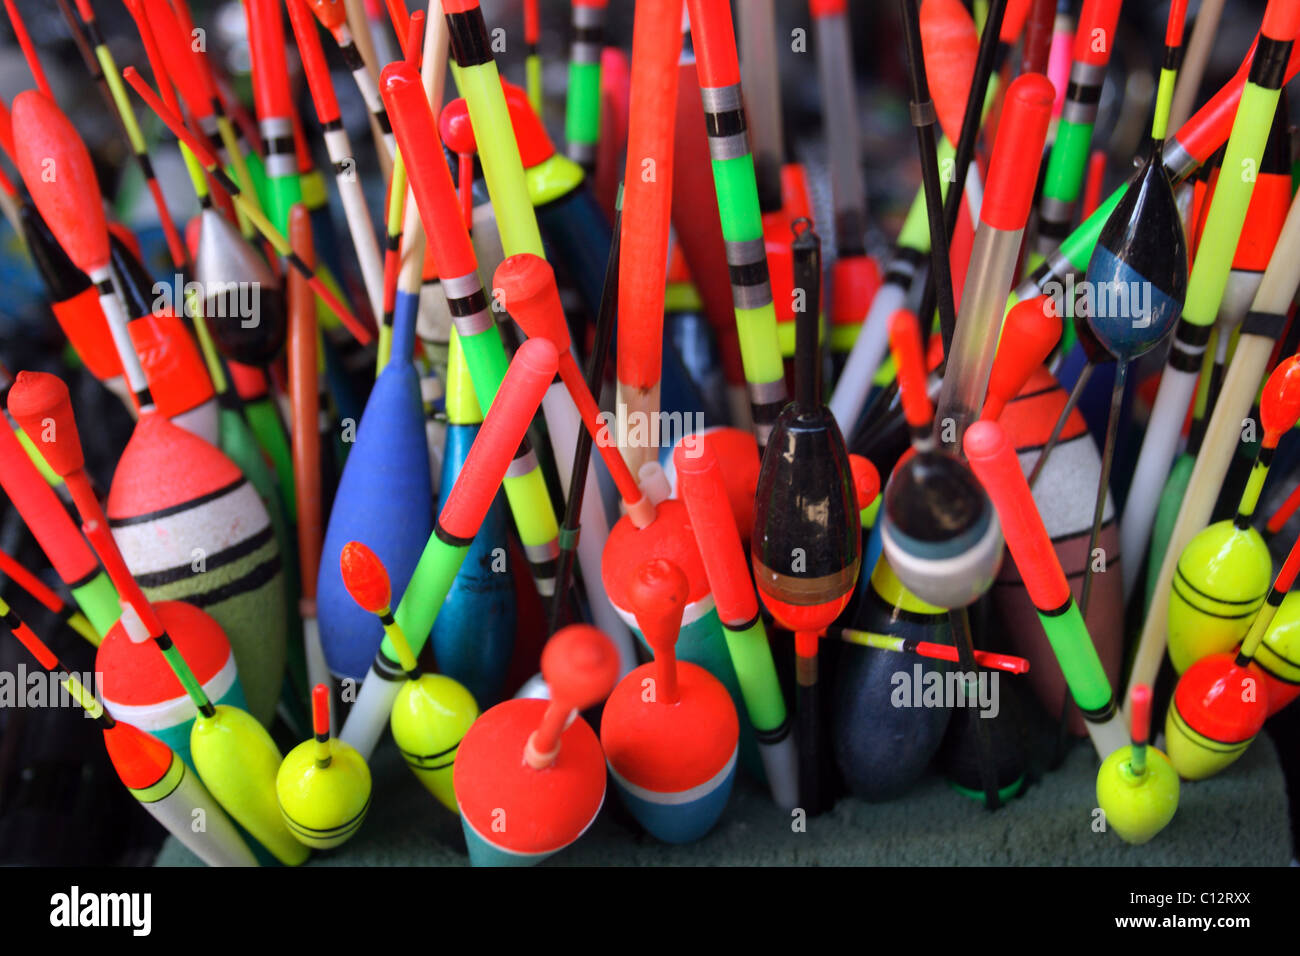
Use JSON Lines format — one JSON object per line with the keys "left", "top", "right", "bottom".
{"left": 602, "top": 559, "right": 738, "bottom": 843}
{"left": 316, "top": 257, "right": 432, "bottom": 682}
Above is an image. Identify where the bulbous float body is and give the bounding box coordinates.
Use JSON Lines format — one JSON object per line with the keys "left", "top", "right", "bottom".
{"left": 1168, "top": 521, "right": 1271, "bottom": 673}
{"left": 1165, "top": 653, "right": 1268, "bottom": 780}
{"left": 391, "top": 673, "right": 478, "bottom": 813}
{"left": 1096, "top": 746, "right": 1180, "bottom": 845}
{"left": 276, "top": 739, "right": 372, "bottom": 849}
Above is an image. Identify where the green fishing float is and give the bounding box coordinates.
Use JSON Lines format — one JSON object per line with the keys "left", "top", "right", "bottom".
{"left": 565, "top": 0, "right": 608, "bottom": 171}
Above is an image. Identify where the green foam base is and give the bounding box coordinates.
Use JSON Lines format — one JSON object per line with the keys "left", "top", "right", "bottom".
{"left": 155, "top": 730, "right": 1291, "bottom": 867}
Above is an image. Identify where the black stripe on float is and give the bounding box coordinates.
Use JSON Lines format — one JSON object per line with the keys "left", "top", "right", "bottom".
{"left": 96, "top": 278, "right": 114, "bottom": 296}
{"left": 751, "top": 398, "right": 786, "bottom": 421}
{"left": 528, "top": 557, "right": 558, "bottom": 579}
{"left": 1040, "top": 597, "right": 1072, "bottom": 617}
{"left": 446, "top": 9, "right": 494, "bottom": 67}
{"left": 1241, "top": 309, "right": 1286, "bottom": 338}
{"left": 323, "top": 118, "right": 344, "bottom": 133}
{"left": 1250, "top": 35, "right": 1291, "bottom": 89}
{"left": 1173, "top": 566, "right": 1265, "bottom": 605}
{"left": 1, "top": 609, "right": 19, "bottom": 629}
{"left": 264, "top": 136, "right": 294, "bottom": 156}
{"left": 705, "top": 109, "right": 747, "bottom": 139}
{"left": 65, "top": 567, "right": 102, "bottom": 591}
{"left": 131, "top": 526, "right": 276, "bottom": 587}
{"left": 447, "top": 289, "right": 489, "bottom": 316}
{"left": 434, "top": 522, "right": 472, "bottom": 548}
{"left": 109, "top": 477, "right": 248, "bottom": 527}
{"left": 572, "top": 26, "right": 603, "bottom": 44}
{"left": 1065, "top": 81, "right": 1102, "bottom": 104}
{"left": 151, "top": 556, "right": 284, "bottom": 610}
{"left": 137, "top": 154, "right": 155, "bottom": 180}
{"left": 339, "top": 42, "right": 365, "bottom": 72}
{"left": 753, "top": 716, "right": 792, "bottom": 745}
{"left": 376, "top": 111, "right": 393, "bottom": 135}
{"left": 1164, "top": 45, "right": 1185, "bottom": 72}
{"left": 728, "top": 259, "right": 768, "bottom": 288}
{"left": 1079, "top": 697, "right": 1117, "bottom": 722}
{"left": 373, "top": 648, "right": 405, "bottom": 682}
{"left": 314, "top": 731, "right": 330, "bottom": 745}
{"left": 386, "top": 232, "right": 401, "bottom": 251}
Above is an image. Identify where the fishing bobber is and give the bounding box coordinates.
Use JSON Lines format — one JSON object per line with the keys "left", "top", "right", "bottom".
{"left": 665, "top": 426, "right": 762, "bottom": 546}
{"left": 879, "top": 314, "right": 1001, "bottom": 612}
{"left": 979, "top": 296, "right": 1062, "bottom": 423}
{"left": 454, "top": 625, "right": 620, "bottom": 866}
{"left": 191, "top": 207, "right": 288, "bottom": 366}
{"left": 339, "top": 540, "right": 478, "bottom": 813}
{"left": 96, "top": 599, "right": 247, "bottom": 769}
{"left": 1096, "top": 685, "right": 1179, "bottom": 845}
{"left": 602, "top": 560, "right": 739, "bottom": 843}
{"left": 752, "top": 221, "right": 859, "bottom": 814}
{"left": 1167, "top": 355, "right": 1300, "bottom": 672}
{"left": 1164, "top": 643, "right": 1270, "bottom": 781}
{"left": 276, "top": 685, "right": 371, "bottom": 849}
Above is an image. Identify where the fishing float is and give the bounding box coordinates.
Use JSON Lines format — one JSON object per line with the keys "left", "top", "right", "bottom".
{"left": 979, "top": 297, "right": 1064, "bottom": 423}
{"left": 276, "top": 684, "right": 371, "bottom": 849}
{"left": 674, "top": 438, "right": 796, "bottom": 810}
{"left": 245, "top": 0, "right": 309, "bottom": 231}
{"left": 0, "top": 595, "right": 259, "bottom": 866}
{"left": 492, "top": 252, "right": 655, "bottom": 528}
{"left": 1034, "top": 0, "right": 1124, "bottom": 259}
{"left": 287, "top": 205, "right": 332, "bottom": 709}
{"left": 879, "top": 308, "right": 1005, "bottom": 806}
{"left": 830, "top": 628, "right": 1029, "bottom": 673}
{"left": 602, "top": 559, "right": 738, "bottom": 842}
{"left": 565, "top": 0, "right": 608, "bottom": 172}
{"left": 671, "top": 22, "right": 748, "bottom": 429}
{"left": 307, "top": 0, "right": 396, "bottom": 162}
{"left": 429, "top": 333, "right": 517, "bottom": 705}
{"left": 338, "top": 336, "right": 558, "bottom": 759}
{"left": 963, "top": 419, "right": 1129, "bottom": 759}
{"left": 1165, "top": 593, "right": 1276, "bottom": 781}
{"left": 339, "top": 540, "right": 478, "bottom": 812}
{"left": 6, "top": 372, "right": 304, "bottom": 864}
{"left": 1165, "top": 356, "right": 1300, "bottom": 673}
{"left": 37, "top": 0, "right": 188, "bottom": 272}
{"left": 286, "top": 0, "right": 385, "bottom": 324}
{"left": 932, "top": 72, "right": 1055, "bottom": 447}
{"left": 0, "top": 548, "right": 97, "bottom": 646}
{"left": 10, "top": 91, "right": 289, "bottom": 724}
{"left": 0, "top": 400, "right": 118, "bottom": 639}
{"left": 315, "top": 162, "right": 432, "bottom": 684}
{"left": 751, "top": 220, "right": 859, "bottom": 814}
{"left": 121, "top": 66, "right": 373, "bottom": 347}
{"left": 616, "top": 0, "right": 680, "bottom": 475}
{"left": 1111, "top": 4, "right": 1300, "bottom": 660}
{"left": 1096, "top": 684, "right": 1180, "bottom": 845}
{"left": 380, "top": 59, "right": 567, "bottom": 606}
{"left": 455, "top": 624, "right": 619, "bottom": 866}
{"left": 682, "top": 0, "right": 786, "bottom": 449}
{"left": 1071, "top": 106, "right": 1191, "bottom": 620}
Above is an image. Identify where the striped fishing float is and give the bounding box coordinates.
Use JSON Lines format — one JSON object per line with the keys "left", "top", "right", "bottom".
{"left": 0, "top": 596, "right": 258, "bottom": 866}
{"left": 565, "top": 0, "right": 608, "bottom": 171}
{"left": 683, "top": 0, "right": 786, "bottom": 448}
{"left": 276, "top": 684, "right": 371, "bottom": 849}
{"left": 1166, "top": 357, "right": 1300, "bottom": 673}
{"left": 338, "top": 336, "right": 558, "bottom": 759}
{"left": 455, "top": 624, "right": 619, "bottom": 866}
{"left": 340, "top": 540, "right": 478, "bottom": 812}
